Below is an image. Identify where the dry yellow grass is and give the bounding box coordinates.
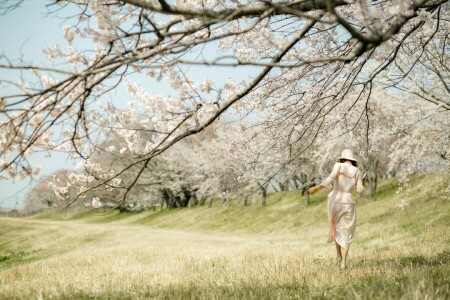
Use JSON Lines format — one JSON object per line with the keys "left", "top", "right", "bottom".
{"left": 0, "top": 173, "right": 449, "bottom": 299}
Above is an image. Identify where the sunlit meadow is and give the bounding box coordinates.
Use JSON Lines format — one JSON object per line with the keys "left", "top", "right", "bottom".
{"left": 1, "top": 174, "right": 449, "bottom": 299}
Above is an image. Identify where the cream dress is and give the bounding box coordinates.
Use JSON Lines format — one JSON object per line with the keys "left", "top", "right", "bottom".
{"left": 320, "top": 162, "right": 365, "bottom": 249}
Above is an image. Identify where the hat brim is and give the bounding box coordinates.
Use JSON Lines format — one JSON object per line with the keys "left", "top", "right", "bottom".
{"left": 336, "top": 156, "right": 358, "bottom": 163}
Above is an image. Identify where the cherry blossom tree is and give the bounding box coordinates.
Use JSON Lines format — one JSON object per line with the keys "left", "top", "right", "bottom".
{"left": 48, "top": 121, "right": 246, "bottom": 211}
{"left": 1, "top": 0, "right": 448, "bottom": 208}
{"left": 20, "top": 169, "right": 77, "bottom": 214}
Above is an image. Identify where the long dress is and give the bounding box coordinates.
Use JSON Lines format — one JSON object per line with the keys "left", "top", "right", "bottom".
{"left": 320, "top": 162, "right": 365, "bottom": 249}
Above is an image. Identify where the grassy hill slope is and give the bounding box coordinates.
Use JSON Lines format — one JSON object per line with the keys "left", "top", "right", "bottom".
{"left": 0, "top": 173, "right": 449, "bottom": 299}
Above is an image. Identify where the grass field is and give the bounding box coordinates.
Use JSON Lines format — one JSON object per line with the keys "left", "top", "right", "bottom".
{"left": 0, "top": 173, "right": 449, "bottom": 299}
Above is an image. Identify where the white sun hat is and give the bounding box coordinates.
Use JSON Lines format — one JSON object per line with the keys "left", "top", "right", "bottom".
{"left": 336, "top": 149, "right": 358, "bottom": 164}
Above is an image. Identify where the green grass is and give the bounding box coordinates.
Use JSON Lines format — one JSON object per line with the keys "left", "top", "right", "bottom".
{"left": 0, "top": 172, "right": 449, "bottom": 299}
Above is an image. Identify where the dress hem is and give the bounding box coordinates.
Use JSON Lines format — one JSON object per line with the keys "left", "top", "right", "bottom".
{"left": 328, "top": 238, "right": 350, "bottom": 250}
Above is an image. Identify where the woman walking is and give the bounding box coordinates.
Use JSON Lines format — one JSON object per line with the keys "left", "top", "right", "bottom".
{"left": 308, "top": 149, "right": 365, "bottom": 269}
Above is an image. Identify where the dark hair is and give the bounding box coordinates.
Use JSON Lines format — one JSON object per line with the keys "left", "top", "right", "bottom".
{"left": 340, "top": 159, "right": 357, "bottom": 167}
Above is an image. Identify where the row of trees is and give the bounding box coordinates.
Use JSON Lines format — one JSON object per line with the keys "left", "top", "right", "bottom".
{"left": 2, "top": 0, "right": 449, "bottom": 214}
{"left": 23, "top": 86, "right": 449, "bottom": 214}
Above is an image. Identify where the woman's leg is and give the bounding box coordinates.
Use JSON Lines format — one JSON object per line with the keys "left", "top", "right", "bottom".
{"left": 335, "top": 241, "right": 342, "bottom": 263}
{"left": 335, "top": 204, "right": 355, "bottom": 269}
{"left": 341, "top": 247, "right": 348, "bottom": 269}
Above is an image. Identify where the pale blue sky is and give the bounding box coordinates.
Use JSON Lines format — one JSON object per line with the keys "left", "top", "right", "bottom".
{"left": 0, "top": 0, "right": 76, "bottom": 209}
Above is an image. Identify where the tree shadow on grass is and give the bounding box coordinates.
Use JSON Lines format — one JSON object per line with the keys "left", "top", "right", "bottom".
{"left": 398, "top": 250, "right": 450, "bottom": 267}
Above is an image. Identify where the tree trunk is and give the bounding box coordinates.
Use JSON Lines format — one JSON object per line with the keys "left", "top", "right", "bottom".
{"left": 221, "top": 190, "right": 228, "bottom": 207}
{"left": 304, "top": 189, "right": 310, "bottom": 205}
{"left": 118, "top": 205, "right": 128, "bottom": 213}
{"left": 278, "top": 179, "right": 290, "bottom": 191}
{"left": 367, "top": 158, "right": 379, "bottom": 197}
{"left": 180, "top": 187, "right": 192, "bottom": 207}
{"left": 368, "top": 174, "right": 378, "bottom": 197}
{"left": 259, "top": 183, "right": 267, "bottom": 206}
{"left": 292, "top": 176, "right": 300, "bottom": 190}
{"left": 301, "top": 178, "right": 316, "bottom": 206}
{"left": 162, "top": 188, "right": 178, "bottom": 209}
{"left": 189, "top": 193, "right": 198, "bottom": 207}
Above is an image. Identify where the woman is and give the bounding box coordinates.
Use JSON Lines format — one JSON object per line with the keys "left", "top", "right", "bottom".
{"left": 308, "top": 149, "right": 365, "bottom": 269}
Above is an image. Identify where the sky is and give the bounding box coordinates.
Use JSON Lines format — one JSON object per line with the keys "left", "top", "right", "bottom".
{"left": 0, "top": 1, "right": 78, "bottom": 209}
{"left": 0, "top": 0, "right": 260, "bottom": 210}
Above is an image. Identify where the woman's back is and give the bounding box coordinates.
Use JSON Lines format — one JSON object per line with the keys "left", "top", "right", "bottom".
{"left": 322, "top": 162, "right": 364, "bottom": 203}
